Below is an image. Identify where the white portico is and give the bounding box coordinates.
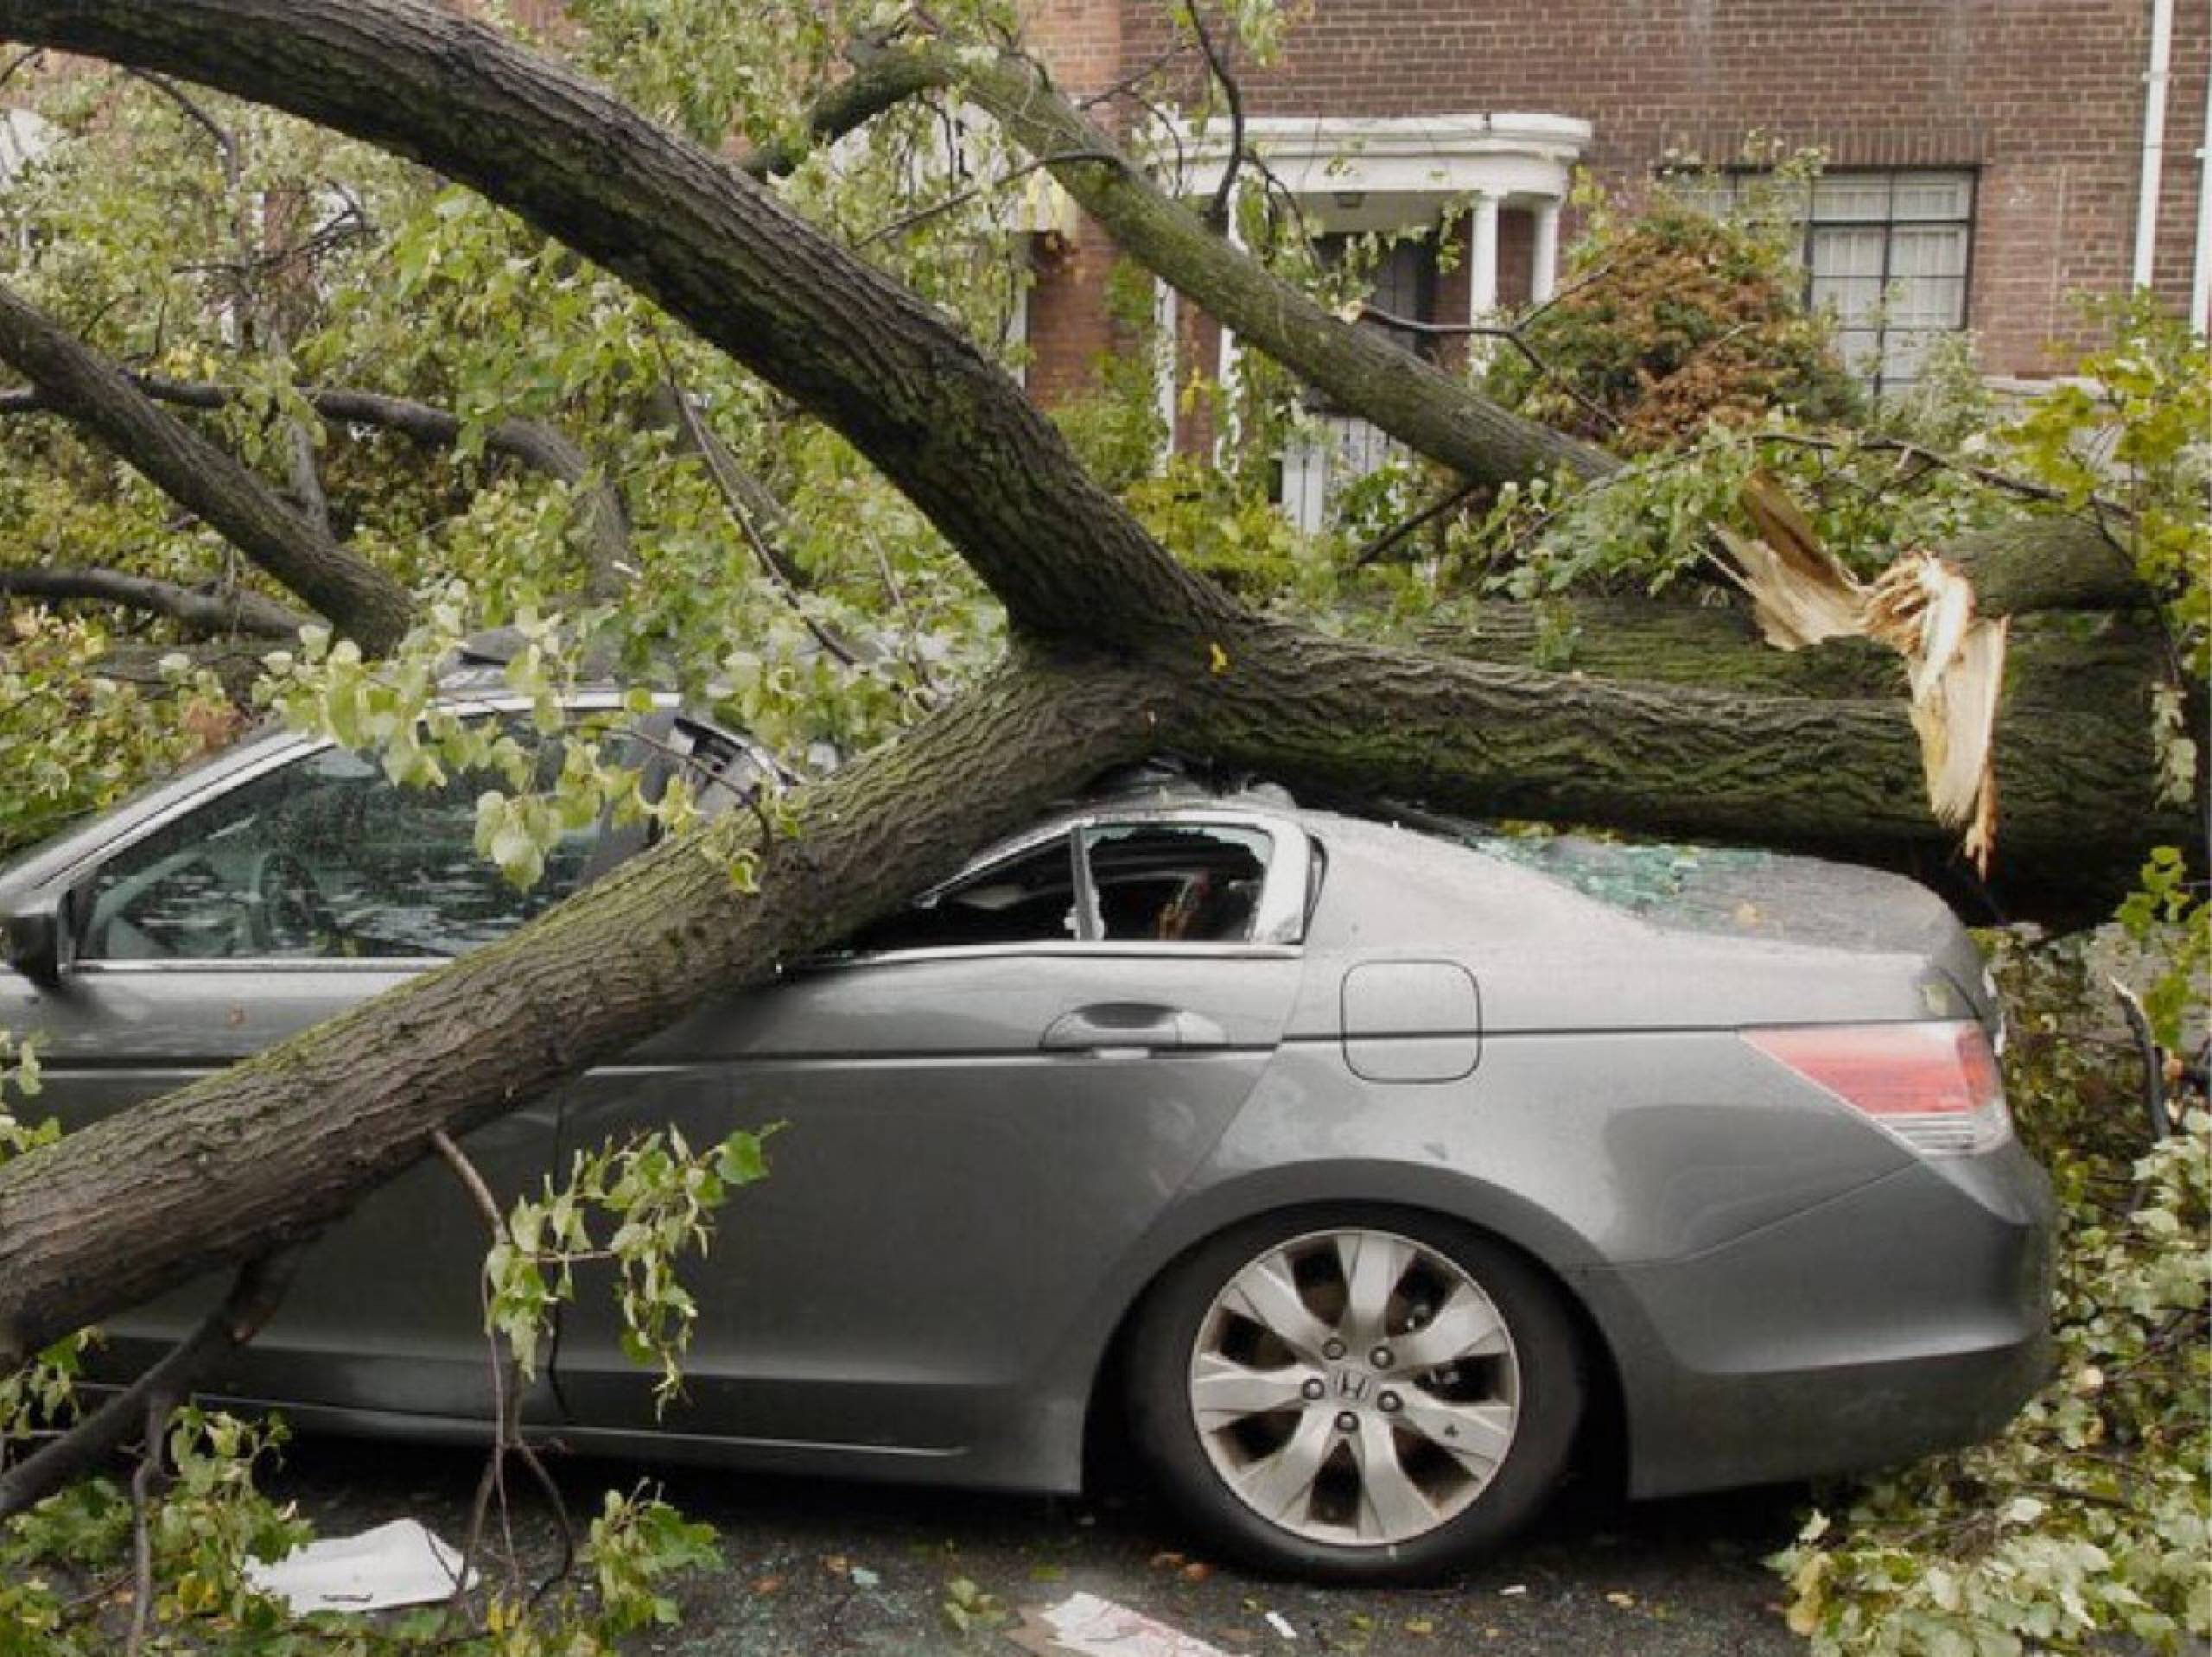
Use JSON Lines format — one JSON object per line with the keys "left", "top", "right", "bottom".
{"left": 1147, "top": 111, "right": 1591, "bottom": 528}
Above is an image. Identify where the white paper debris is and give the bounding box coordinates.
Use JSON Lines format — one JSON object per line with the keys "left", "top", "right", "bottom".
{"left": 1008, "top": 1591, "right": 1232, "bottom": 1657}
{"left": 244, "top": 1519, "right": 476, "bottom": 1615}
{"left": 1263, "top": 1609, "right": 1298, "bottom": 1640}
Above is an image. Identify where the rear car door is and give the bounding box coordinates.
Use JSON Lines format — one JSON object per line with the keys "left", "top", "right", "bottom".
{"left": 550, "top": 809, "right": 1313, "bottom": 1457}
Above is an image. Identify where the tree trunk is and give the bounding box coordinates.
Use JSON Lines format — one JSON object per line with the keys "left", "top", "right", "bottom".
{"left": 1195, "top": 615, "right": 2180, "bottom": 875}
{"left": 1421, "top": 597, "right": 2160, "bottom": 719}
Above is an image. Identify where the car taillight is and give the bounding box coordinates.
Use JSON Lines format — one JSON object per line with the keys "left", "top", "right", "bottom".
{"left": 1744, "top": 1021, "right": 2011, "bottom": 1156}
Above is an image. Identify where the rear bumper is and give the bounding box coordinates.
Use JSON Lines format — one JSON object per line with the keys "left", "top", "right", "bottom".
{"left": 1572, "top": 1140, "right": 2053, "bottom": 1499}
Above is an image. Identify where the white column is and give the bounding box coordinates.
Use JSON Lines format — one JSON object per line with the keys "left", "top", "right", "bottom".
{"left": 1531, "top": 198, "right": 1562, "bottom": 303}
{"left": 1466, "top": 191, "right": 1502, "bottom": 363}
{"left": 1153, "top": 277, "right": 1179, "bottom": 470}
{"left": 2133, "top": 0, "right": 2175, "bottom": 289}
{"left": 1216, "top": 175, "right": 1245, "bottom": 456}
{"left": 2191, "top": 56, "right": 2212, "bottom": 333}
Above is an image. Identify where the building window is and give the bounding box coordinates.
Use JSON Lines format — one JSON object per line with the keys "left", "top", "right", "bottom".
{"left": 1681, "top": 170, "right": 1975, "bottom": 395}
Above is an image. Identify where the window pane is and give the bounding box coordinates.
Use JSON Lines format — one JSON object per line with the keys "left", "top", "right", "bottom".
{"left": 1893, "top": 172, "right": 1972, "bottom": 221}
{"left": 1836, "top": 328, "right": 1883, "bottom": 376}
{"left": 1085, "top": 823, "right": 1271, "bottom": 943}
{"left": 1811, "top": 272, "right": 1885, "bottom": 326}
{"left": 1811, "top": 176, "right": 1893, "bottom": 222}
{"left": 81, "top": 738, "right": 601, "bottom": 962}
{"left": 1882, "top": 329, "right": 1943, "bottom": 384}
{"left": 1890, "top": 225, "right": 1967, "bottom": 282}
{"left": 1809, "top": 225, "right": 1886, "bottom": 280}
{"left": 1888, "top": 273, "right": 1967, "bottom": 329}
{"left": 1673, "top": 175, "right": 1736, "bottom": 219}
{"left": 842, "top": 835, "right": 1078, "bottom": 953}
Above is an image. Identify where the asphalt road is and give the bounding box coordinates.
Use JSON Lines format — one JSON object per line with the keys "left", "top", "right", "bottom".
{"left": 270, "top": 1435, "right": 1809, "bottom": 1657}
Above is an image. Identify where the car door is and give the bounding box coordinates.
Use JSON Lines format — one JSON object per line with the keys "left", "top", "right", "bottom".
{"left": 0, "top": 731, "right": 599, "bottom": 1423}
{"left": 550, "top": 809, "right": 1312, "bottom": 1457}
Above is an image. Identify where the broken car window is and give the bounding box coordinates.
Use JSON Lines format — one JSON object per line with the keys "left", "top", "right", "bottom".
{"left": 1084, "top": 823, "right": 1271, "bottom": 943}
{"left": 837, "top": 834, "right": 1081, "bottom": 954}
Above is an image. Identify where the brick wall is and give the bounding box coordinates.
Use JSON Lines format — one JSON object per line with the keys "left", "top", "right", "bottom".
{"left": 1024, "top": 0, "right": 2209, "bottom": 394}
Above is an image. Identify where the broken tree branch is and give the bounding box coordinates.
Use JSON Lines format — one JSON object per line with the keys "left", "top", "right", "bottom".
{"left": 0, "top": 280, "right": 412, "bottom": 650}
{"left": 661, "top": 379, "right": 869, "bottom": 668}
{"left": 429, "top": 1127, "right": 575, "bottom": 1611}
{"left": 0, "top": 1248, "right": 303, "bottom": 1521}
{"left": 0, "top": 562, "right": 306, "bottom": 636}
{"left": 0, "top": 373, "right": 632, "bottom": 604}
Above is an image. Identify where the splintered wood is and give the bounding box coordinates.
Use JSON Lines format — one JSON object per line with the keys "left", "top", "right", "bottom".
{"left": 1719, "top": 471, "right": 2009, "bottom": 871}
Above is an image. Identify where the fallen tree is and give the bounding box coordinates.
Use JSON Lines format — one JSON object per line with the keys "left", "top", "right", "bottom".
{"left": 0, "top": 0, "right": 2191, "bottom": 1425}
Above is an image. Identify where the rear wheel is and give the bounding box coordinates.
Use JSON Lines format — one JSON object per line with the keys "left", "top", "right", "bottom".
{"left": 1127, "top": 1208, "right": 1582, "bottom": 1582}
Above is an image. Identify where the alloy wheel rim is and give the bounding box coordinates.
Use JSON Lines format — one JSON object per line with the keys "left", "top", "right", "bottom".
{"left": 1186, "top": 1227, "right": 1520, "bottom": 1548}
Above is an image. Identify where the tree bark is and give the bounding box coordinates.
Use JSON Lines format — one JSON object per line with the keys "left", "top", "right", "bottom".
{"left": 1420, "top": 596, "right": 2160, "bottom": 717}
{"left": 1194, "top": 615, "right": 2180, "bottom": 873}
{"left": 0, "top": 282, "right": 413, "bottom": 651}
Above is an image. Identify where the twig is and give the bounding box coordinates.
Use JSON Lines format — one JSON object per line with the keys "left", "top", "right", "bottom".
{"left": 1358, "top": 303, "right": 1624, "bottom": 435}
{"left": 865, "top": 528, "right": 941, "bottom": 700}
{"left": 1075, "top": 41, "right": 1191, "bottom": 112}
{"left": 1751, "top": 430, "right": 2130, "bottom": 516}
{"left": 1353, "top": 477, "right": 1483, "bottom": 566}
{"left": 0, "top": 47, "right": 46, "bottom": 100}
{"left": 853, "top": 148, "right": 1123, "bottom": 250}
{"left": 1514, "top": 254, "right": 1622, "bottom": 333}
{"left": 429, "top": 1127, "right": 576, "bottom": 1616}
{"left": 124, "top": 1392, "right": 172, "bottom": 1657}
{"left": 2110, "top": 979, "right": 2173, "bottom": 1142}
{"left": 1184, "top": 3, "right": 1247, "bottom": 235}
{"left": 661, "top": 378, "right": 870, "bottom": 669}
{"left": 121, "top": 67, "right": 238, "bottom": 184}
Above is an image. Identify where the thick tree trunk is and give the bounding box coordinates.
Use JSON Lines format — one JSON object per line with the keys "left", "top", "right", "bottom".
{"left": 1196, "top": 616, "right": 2180, "bottom": 873}
{"left": 1421, "top": 596, "right": 2160, "bottom": 718}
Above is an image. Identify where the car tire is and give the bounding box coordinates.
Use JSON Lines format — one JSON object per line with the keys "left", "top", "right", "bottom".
{"left": 1127, "top": 1206, "right": 1583, "bottom": 1584}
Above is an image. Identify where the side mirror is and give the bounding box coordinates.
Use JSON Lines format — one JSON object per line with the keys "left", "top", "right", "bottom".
{"left": 1, "top": 891, "right": 75, "bottom": 987}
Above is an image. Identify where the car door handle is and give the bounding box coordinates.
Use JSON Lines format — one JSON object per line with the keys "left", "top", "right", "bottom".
{"left": 1040, "top": 1003, "right": 1227, "bottom": 1055}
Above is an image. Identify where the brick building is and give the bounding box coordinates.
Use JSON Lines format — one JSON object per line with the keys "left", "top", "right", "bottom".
{"left": 1021, "top": 0, "right": 2212, "bottom": 485}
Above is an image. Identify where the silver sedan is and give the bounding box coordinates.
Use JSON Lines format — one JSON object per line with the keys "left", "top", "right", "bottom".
{"left": 0, "top": 695, "right": 2051, "bottom": 1581}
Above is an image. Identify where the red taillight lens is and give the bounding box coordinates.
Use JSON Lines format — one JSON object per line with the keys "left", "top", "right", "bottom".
{"left": 1744, "top": 1021, "right": 2010, "bottom": 1156}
